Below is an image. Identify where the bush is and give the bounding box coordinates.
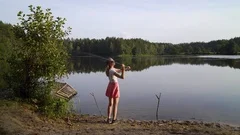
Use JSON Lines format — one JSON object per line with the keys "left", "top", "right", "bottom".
{"left": 38, "top": 97, "right": 70, "bottom": 118}
{"left": 6, "top": 5, "right": 72, "bottom": 117}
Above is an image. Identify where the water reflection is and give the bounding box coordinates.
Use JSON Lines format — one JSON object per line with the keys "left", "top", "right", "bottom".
{"left": 67, "top": 56, "right": 240, "bottom": 73}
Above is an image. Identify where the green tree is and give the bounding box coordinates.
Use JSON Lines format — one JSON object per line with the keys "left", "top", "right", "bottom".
{"left": 0, "top": 21, "right": 16, "bottom": 89}
{"left": 225, "top": 40, "right": 238, "bottom": 55}
{"left": 10, "top": 5, "right": 71, "bottom": 101}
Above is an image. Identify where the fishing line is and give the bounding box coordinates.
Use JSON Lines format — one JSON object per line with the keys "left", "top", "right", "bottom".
{"left": 80, "top": 52, "right": 122, "bottom": 65}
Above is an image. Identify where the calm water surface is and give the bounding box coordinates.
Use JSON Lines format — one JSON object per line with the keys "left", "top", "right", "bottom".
{"left": 63, "top": 55, "right": 240, "bottom": 125}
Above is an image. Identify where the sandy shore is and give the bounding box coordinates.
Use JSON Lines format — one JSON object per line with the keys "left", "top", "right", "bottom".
{"left": 0, "top": 100, "right": 239, "bottom": 135}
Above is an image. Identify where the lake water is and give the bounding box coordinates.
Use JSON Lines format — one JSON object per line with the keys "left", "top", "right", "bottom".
{"left": 63, "top": 55, "right": 240, "bottom": 125}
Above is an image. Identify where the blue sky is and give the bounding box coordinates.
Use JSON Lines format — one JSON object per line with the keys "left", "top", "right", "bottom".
{"left": 0, "top": 0, "right": 240, "bottom": 43}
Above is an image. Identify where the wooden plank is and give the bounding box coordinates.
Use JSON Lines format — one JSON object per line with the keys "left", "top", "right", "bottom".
{"left": 54, "top": 82, "right": 77, "bottom": 100}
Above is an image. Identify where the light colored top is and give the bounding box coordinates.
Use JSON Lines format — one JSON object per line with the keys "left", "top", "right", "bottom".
{"left": 108, "top": 68, "right": 118, "bottom": 82}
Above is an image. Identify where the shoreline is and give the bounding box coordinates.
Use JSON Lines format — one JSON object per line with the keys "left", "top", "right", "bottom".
{"left": 80, "top": 113, "right": 240, "bottom": 128}
{"left": 1, "top": 100, "right": 239, "bottom": 135}
{"left": 79, "top": 113, "right": 240, "bottom": 128}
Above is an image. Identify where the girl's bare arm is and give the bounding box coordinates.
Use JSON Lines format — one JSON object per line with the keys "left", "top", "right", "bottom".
{"left": 115, "top": 66, "right": 131, "bottom": 72}
{"left": 114, "top": 64, "right": 125, "bottom": 79}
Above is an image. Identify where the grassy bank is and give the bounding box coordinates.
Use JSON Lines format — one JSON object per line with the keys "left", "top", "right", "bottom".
{"left": 0, "top": 99, "right": 239, "bottom": 135}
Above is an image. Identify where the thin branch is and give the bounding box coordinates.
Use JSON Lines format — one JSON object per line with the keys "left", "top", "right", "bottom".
{"left": 90, "top": 92, "right": 102, "bottom": 116}
{"left": 155, "top": 93, "right": 162, "bottom": 120}
{"left": 78, "top": 98, "right": 81, "bottom": 114}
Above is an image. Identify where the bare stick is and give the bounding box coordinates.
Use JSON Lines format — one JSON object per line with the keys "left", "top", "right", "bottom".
{"left": 155, "top": 93, "right": 162, "bottom": 120}
{"left": 90, "top": 92, "right": 102, "bottom": 116}
{"left": 78, "top": 98, "right": 81, "bottom": 114}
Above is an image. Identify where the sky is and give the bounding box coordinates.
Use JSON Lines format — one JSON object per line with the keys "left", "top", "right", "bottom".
{"left": 0, "top": 0, "right": 240, "bottom": 43}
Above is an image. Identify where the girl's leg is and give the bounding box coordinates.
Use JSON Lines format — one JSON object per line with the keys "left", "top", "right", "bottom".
{"left": 107, "top": 97, "right": 113, "bottom": 119}
{"left": 113, "top": 97, "right": 119, "bottom": 120}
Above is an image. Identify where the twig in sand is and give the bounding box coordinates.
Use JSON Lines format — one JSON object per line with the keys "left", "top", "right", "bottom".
{"left": 155, "top": 93, "right": 162, "bottom": 120}
{"left": 78, "top": 98, "right": 81, "bottom": 114}
{"left": 90, "top": 92, "right": 102, "bottom": 116}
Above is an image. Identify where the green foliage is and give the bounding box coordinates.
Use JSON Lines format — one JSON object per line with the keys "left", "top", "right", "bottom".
{"left": 64, "top": 37, "right": 240, "bottom": 56}
{"left": 38, "top": 97, "right": 70, "bottom": 118}
{"left": 0, "top": 5, "right": 72, "bottom": 118}
{"left": 9, "top": 5, "right": 71, "bottom": 99}
{"left": 225, "top": 40, "right": 238, "bottom": 55}
{"left": 0, "top": 21, "right": 17, "bottom": 90}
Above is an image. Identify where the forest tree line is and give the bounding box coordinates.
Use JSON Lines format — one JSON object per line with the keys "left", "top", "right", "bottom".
{"left": 64, "top": 37, "right": 240, "bottom": 56}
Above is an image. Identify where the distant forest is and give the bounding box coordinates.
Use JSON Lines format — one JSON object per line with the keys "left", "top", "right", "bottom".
{"left": 64, "top": 37, "right": 240, "bottom": 56}
{"left": 1, "top": 20, "right": 240, "bottom": 59}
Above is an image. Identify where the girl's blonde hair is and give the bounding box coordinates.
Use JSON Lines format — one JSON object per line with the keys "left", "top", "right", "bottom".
{"left": 105, "top": 58, "right": 114, "bottom": 77}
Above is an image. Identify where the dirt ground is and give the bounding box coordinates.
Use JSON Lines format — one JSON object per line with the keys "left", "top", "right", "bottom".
{"left": 0, "top": 100, "right": 239, "bottom": 135}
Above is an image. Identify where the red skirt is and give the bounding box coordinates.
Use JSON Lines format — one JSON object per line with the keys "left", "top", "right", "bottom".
{"left": 105, "top": 82, "right": 120, "bottom": 98}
